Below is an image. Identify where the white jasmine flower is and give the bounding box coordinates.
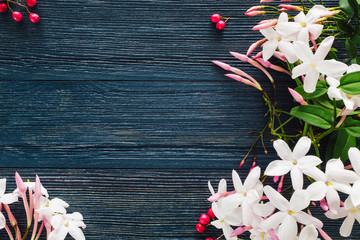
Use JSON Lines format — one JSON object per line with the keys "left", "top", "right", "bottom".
{"left": 325, "top": 197, "right": 360, "bottom": 237}
{"left": 208, "top": 178, "right": 227, "bottom": 202}
{"left": 211, "top": 202, "right": 241, "bottom": 240}
{"left": 261, "top": 186, "right": 323, "bottom": 240}
{"left": 348, "top": 147, "right": 360, "bottom": 207}
{"left": 307, "top": 158, "right": 358, "bottom": 214}
{"left": 292, "top": 36, "right": 348, "bottom": 93}
{"left": 265, "top": 136, "right": 322, "bottom": 190}
{"left": 222, "top": 167, "right": 263, "bottom": 225}
{"left": 36, "top": 198, "right": 69, "bottom": 222}
{"left": 297, "top": 225, "right": 320, "bottom": 240}
{"left": 48, "top": 212, "right": 86, "bottom": 240}
{"left": 0, "top": 179, "right": 18, "bottom": 205}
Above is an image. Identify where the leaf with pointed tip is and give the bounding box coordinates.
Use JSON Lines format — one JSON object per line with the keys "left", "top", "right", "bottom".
{"left": 290, "top": 105, "right": 334, "bottom": 129}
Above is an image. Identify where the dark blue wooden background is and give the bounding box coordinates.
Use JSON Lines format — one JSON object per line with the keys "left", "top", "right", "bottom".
{"left": 0, "top": 0, "right": 354, "bottom": 239}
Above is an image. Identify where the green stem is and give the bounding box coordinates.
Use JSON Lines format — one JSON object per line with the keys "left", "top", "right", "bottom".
{"left": 302, "top": 122, "right": 309, "bottom": 136}
{"left": 309, "top": 126, "right": 320, "bottom": 158}
{"left": 274, "top": 116, "right": 295, "bottom": 133}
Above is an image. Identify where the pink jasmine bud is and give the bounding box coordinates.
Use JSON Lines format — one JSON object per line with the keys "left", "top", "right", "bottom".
{"left": 320, "top": 10, "right": 340, "bottom": 18}
{"left": 252, "top": 20, "right": 277, "bottom": 30}
{"left": 288, "top": 87, "right": 307, "bottom": 105}
{"left": 345, "top": 164, "right": 352, "bottom": 170}
{"left": 273, "top": 176, "right": 279, "bottom": 183}
{"left": 34, "top": 175, "right": 41, "bottom": 207}
{"left": 273, "top": 51, "right": 287, "bottom": 62}
{"left": 246, "top": 5, "right": 266, "bottom": 14}
{"left": 312, "top": 201, "right": 317, "bottom": 207}
{"left": 255, "top": 57, "right": 271, "bottom": 68}
{"left": 278, "top": 4, "right": 303, "bottom": 11}
{"left": 269, "top": 229, "right": 279, "bottom": 240}
{"left": 239, "top": 158, "right": 246, "bottom": 168}
{"left": 212, "top": 60, "right": 231, "bottom": 71}
{"left": 246, "top": 10, "right": 266, "bottom": 16}
{"left": 320, "top": 198, "right": 329, "bottom": 211}
{"left": 261, "top": 196, "right": 269, "bottom": 200}
{"left": 260, "top": 0, "right": 274, "bottom": 3}
{"left": 225, "top": 74, "right": 260, "bottom": 89}
{"left": 15, "top": 172, "right": 25, "bottom": 194}
{"left": 317, "top": 228, "right": 333, "bottom": 240}
{"left": 277, "top": 175, "right": 285, "bottom": 192}
{"left": 207, "top": 192, "right": 223, "bottom": 202}
{"left": 253, "top": 51, "right": 263, "bottom": 59}
{"left": 281, "top": 0, "right": 292, "bottom": 2}
{"left": 246, "top": 38, "right": 267, "bottom": 56}
{"left": 231, "top": 226, "right": 253, "bottom": 237}
{"left": 256, "top": 58, "right": 291, "bottom": 76}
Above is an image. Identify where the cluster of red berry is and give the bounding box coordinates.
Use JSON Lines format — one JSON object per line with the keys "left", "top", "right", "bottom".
{"left": 0, "top": 0, "right": 39, "bottom": 23}
{"left": 210, "top": 13, "right": 230, "bottom": 30}
{"left": 196, "top": 208, "right": 220, "bottom": 240}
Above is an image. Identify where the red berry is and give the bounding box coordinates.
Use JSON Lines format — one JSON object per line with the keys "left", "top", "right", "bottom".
{"left": 216, "top": 20, "right": 226, "bottom": 30}
{"left": 26, "top": 0, "right": 36, "bottom": 7}
{"left": 207, "top": 208, "right": 216, "bottom": 218}
{"left": 29, "top": 13, "right": 39, "bottom": 23}
{"left": 0, "top": 3, "right": 7, "bottom": 13}
{"left": 211, "top": 13, "right": 221, "bottom": 23}
{"left": 196, "top": 223, "right": 206, "bottom": 233}
{"left": 199, "top": 214, "right": 210, "bottom": 225}
{"left": 205, "top": 238, "right": 214, "bottom": 240}
{"left": 12, "top": 12, "right": 23, "bottom": 22}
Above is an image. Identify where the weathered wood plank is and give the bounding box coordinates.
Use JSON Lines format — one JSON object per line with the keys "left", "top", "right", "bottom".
{"left": 0, "top": 169, "right": 353, "bottom": 240}
{"left": 0, "top": 80, "right": 290, "bottom": 169}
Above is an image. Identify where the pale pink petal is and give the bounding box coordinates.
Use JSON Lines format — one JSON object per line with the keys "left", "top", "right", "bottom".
{"left": 295, "top": 211, "right": 323, "bottom": 228}
{"left": 340, "top": 215, "right": 355, "bottom": 237}
{"left": 292, "top": 137, "right": 311, "bottom": 159}
{"left": 265, "top": 160, "right": 292, "bottom": 176}
{"left": 326, "top": 158, "right": 344, "bottom": 173}
{"left": 297, "top": 28, "right": 309, "bottom": 43}
{"left": 264, "top": 185, "right": 290, "bottom": 211}
{"left": 332, "top": 181, "right": 351, "bottom": 194}
{"left": 261, "top": 211, "right": 287, "bottom": 230}
{"left": 294, "top": 11, "right": 306, "bottom": 22}
{"left": 306, "top": 181, "right": 327, "bottom": 201}
{"left": 325, "top": 207, "right": 348, "bottom": 219}
{"left": 218, "top": 179, "right": 227, "bottom": 194}
{"left": 314, "top": 36, "right": 334, "bottom": 61}
{"left": 253, "top": 202, "right": 275, "bottom": 217}
{"left": 302, "top": 167, "right": 326, "bottom": 181}
{"left": 349, "top": 147, "right": 360, "bottom": 175}
{"left": 232, "top": 170, "right": 243, "bottom": 192}
{"left": 221, "top": 194, "right": 242, "bottom": 210}
{"left": 260, "top": 27, "right": 277, "bottom": 40}
{"left": 69, "top": 226, "right": 85, "bottom": 240}
{"left": 290, "top": 189, "right": 310, "bottom": 211}
{"left": 276, "top": 22, "right": 301, "bottom": 37}
{"left": 278, "top": 41, "right": 297, "bottom": 63}
{"left": 0, "top": 193, "right": 18, "bottom": 204}
{"left": 326, "top": 186, "right": 340, "bottom": 214}
{"left": 297, "top": 156, "right": 322, "bottom": 169}
{"left": 303, "top": 69, "right": 319, "bottom": 93}
{"left": 308, "top": 24, "right": 323, "bottom": 40}
{"left": 299, "top": 225, "right": 318, "bottom": 240}
{"left": 0, "top": 213, "right": 5, "bottom": 229}
{"left": 211, "top": 219, "right": 224, "bottom": 229}
{"left": 225, "top": 207, "right": 243, "bottom": 226}
{"left": 244, "top": 166, "right": 261, "bottom": 192}
{"left": 278, "top": 215, "right": 297, "bottom": 240}
{"left": 350, "top": 181, "right": 360, "bottom": 207}
{"left": 262, "top": 40, "right": 278, "bottom": 61}
{"left": 290, "top": 167, "right": 304, "bottom": 190}
{"left": 48, "top": 227, "right": 68, "bottom": 240}
{"left": 293, "top": 41, "right": 314, "bottom": 62}
{"left": 292, "top": 63, "right": 312, "bottom": 79}
{"left": 273, "top": 139, "right": 292, "bottom": 161}
{"left": 211, "top": 202, "right": 222, "bottom": 219}
{"left": 208, "top": 181, "right": 215, "bottom": 195}
{"left": 316, "top": 59, "right": 348, "bottom": 77}
{"left": 242, "top": 201, "right": 252, "bottom": 226}
{"left": 246, "top": 189, "right": 261, "bottom": 205}
{"left": 330, "top": 170, "right": 359, "bottom": 184}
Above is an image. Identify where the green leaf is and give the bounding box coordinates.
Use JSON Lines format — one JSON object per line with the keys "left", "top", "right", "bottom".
{"left": 344, "top": 117, "right": 360, "bottom": 137}
{"left": 290, "top": 105, "right": 334, "bottom": 129}
{"left": 325, "top": 129, "right": 356, "bottom": 161}
{"left": 294, "top": 81, "right": 328, "bottom": 100}
{"left": 337, "top": 19, "right": 355, "bottom": 34}
{"left": 351, "top": 29, "right": 360, "bottom": 45}
{"left": 346, "top": 38, "right": 358, "bottom": 58}
{"left": 339, "top": 71, "right": 360, "bottom": 95}
{"left": 340, "top": 0, "right": 359, "bottom": 17}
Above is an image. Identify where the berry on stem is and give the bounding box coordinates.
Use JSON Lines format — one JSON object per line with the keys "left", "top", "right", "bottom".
{"left": 196, "top": 223, "right": 206, "bottom": 233}
{"left": 26, "top": 0, "right": 37, "bottom": 7}
{"left": 12, "top": 12, "right": 23, "bottom": 22}
{"left": 211, "top": 13, "right": 221, "bottom": 23}
{"left": 207, "top": 208, "right": 216, "bottom": 218}
{"left": 205, "top": 238, "right": 213, "bottom": 240}
{"left": 29, "top": 13, "right": 40, "bottom": 23}
{"left": 199, "top": 214, "right": 210, "bottom": 225}
{"left": 216, "top": 20, "right": 226, "bottom": 30}
{"left": 0, "top": 3, "right": 7, "bottom": 13}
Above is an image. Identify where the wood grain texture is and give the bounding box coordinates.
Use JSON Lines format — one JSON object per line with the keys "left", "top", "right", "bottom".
{"left": 0, "top": 0, "right": 347, "bottom": 239}
{"left": 0, "top": 169, "right": 355, "bottom": 240}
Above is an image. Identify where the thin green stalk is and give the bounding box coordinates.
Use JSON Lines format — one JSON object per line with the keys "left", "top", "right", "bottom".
{"left": 309, "top": 126, "right": 320, "bottom": 158}
{"left": 274, "top": 116, "right": 295, "bottom": 133}
{"left": 302, "top": 122, "right": 309, "bottom": 136}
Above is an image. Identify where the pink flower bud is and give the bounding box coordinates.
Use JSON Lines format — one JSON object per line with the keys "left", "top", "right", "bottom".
{"left": 252, "top": 20, "right": 278, "bottom": 30}
{"left": 288, "top": 87, "right": 307, "bottom": 105}
{"left": 317, "top": 228, "right": 332, "bottom": 240}
{"left": 260, "top": 0, "right": 274, "bottom": 3}
{"left": 273, "top": 176, "right": 279, "bottom": 183}
{"left": 207, "top": 192, "right": 223, "bottom": 202}
{"left": 15, "top": 172, "right": 25, "bottom": 194}
{"left": 273, "top": 51, "right": 287, "bottom": 62}
{"left": 212, "top": 60, "right": 231, "bottom": 71}
{"left": 320, "top": 198, "right": 329, "bottom": 211}
{"left": 246, "top": 38, "right": 267, "bottom": 56}
{"left": 278, "top": 4, "right": 302, "bottom": 11}
{"left": 246, "top": 10, "right": 266, "bottom": 16}
{"left": 246, "top": 6, "right": 265, "bottom": 14}
{"left": 269, "top": 229, "right": 279, "bottom": 240}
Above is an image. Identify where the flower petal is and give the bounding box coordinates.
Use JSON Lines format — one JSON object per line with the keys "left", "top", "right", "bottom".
{"left": 253, "top": 202, "right": 275, "bottom": 217}
{"left": 348, "top": 147, "right": 360, "bottom": 175}
{"left": 316, "top": 59, "right": 348, "bottom": 78}
{"left": 260, "top": 211, "right": 287, "bottom": 230}
{"left": 293, "top": 41, "right": 314, "bottom": 63}
{"left": 326, "top": 186, "right": 340, "bottom": 214}
{"left": 303, "top": 69, "right": 319, "bottom": 93}
{"left": 297, "top": 155, "right": 322, "bottom": 169}
{"left": 262, "top": 40, "right": 278, "bottom": 61}
{"left": 278, "top": 41, "right": 298, "bottom": 63}
{"left": 1, "top": 193, "right": 18, "bottom": 205}
{"left": 232, "top": 170, "right": 243, "bottom": 192}
{"left": 264, "top": 185, "right": 289, "bottom": 211}
{"left": 69, "top": 225, "right": 85, "bottom": 240}
{"left": 299, "top": 225, "right": 318, "bottom": 240}
{"left": 0, "top": 179, "right": 6, "bottom": 196}
{"left": 290, "top": 167, "right": 304, "bottom": 190}
{"left": 273, "top": 139, "right": 292, "bottom": 161}
{"left": 351, "top": 181, "right": 360, "bottom": 208}
{"left": 278, "top": 215, "right": 297, "bottom": 240}
{"left": 292, "top": 137, "right": 311, "bottom": 160}
{"left": 290, "top": 189, "right": 310, "bottom": 211}
{"left": 340, "top": 215, "right": 355, "bottom": 237}
{"left": 295, "top": 211, "right": 323, "bottom": 228}
{"left": 244, "top": 166, "right": 261, "bottom": 192}
{"left": 265, "top": 160, "right": 292, "bottom": 176}
{"left": 314, "top": 36, "right": 334, "bottom": 61}
{"left": 306, "top": 181, "right": 327, "bottom": 201}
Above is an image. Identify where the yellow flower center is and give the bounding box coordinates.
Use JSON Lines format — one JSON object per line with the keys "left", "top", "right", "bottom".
{"left": 291, "top": 160, "right": 297, "bottom": 165}
{"left": 300, "top": 22, "right": 306, "bottom": 27}
{"left": 352, "top": 209, "right": 359, "bottom": 213}
{"left": 289, "top": 210, "right": 295, "bottom": 215}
